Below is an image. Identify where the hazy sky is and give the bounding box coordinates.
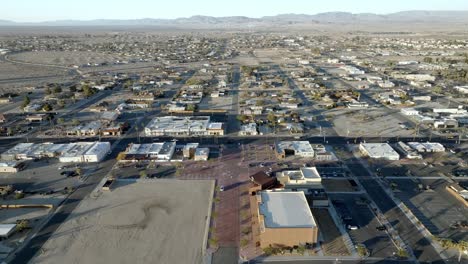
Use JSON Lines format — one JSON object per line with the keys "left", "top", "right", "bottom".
{"left": 3, "top": 0, "right": 468, "bottom": 22}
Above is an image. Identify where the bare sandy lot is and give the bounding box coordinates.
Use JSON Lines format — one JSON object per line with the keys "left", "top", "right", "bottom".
{"left": 9, "top": 51, "right": 123, "bottom": 67}
{"left": 31, "top": 179, "right": 214, "bottom": 264}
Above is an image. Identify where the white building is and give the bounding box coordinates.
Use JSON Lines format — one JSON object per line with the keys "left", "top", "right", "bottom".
{"left": 275, "top": 141, "right": 315, "bottom": 159}
{"left": 144, "top": 116, "right": 224, "bottom": 137}
{"left": 124, "top": 142, "right": 176, "bottom": 161}
{"left": 401, "top": 108, "right": 419, "bottom": 116}
{"left": 59, "top": 142, "right": 110, "bottom": 163}
{"left": 454, "top": 86, "right": 468, "bottom": 94}
{"left": 359, "top": 143, "right": 400, "bottom": 160}
{"left": 404, "top": 74, "right": 436, "bottom": 82}
{"left": 408, "top": 142, "right": 445, "bottom": 153}
{"left": 239, "top": 123, "right": 258, "bottom": 136}
{"left": 194, "top": 148, "right": 210, "bottom": 161}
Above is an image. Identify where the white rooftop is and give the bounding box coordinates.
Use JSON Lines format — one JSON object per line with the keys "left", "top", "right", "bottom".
{"left": 259, "top": 191, "right": 316, "bottom": 228}
{"left": 360, "top": 143, "right": 400, "bottom": 159}
{"left": 0, "top": 224, "right": 16, "bottom": 236}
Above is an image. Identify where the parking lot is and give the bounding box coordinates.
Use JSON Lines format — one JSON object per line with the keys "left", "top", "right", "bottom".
{"left": 111, "top": 162, "right": 176, "bottom": 179}
{"left": 0, "top": 159, "right": 95, "bottom": 192}
{"left": 330, "top": 194, "right": 397, "bottom": 258}
{"left": 311, "top": 208, "right": 350, "bottom": 256}
{"left": 392, "top": 178, "right": 468, "bottom": 241}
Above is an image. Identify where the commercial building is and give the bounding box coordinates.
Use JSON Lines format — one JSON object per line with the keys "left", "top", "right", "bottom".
{"left": 395, "top": 142, "right": 422, "bottom": 159}
{"left": 58, "top": 142, "right": 111, "bottom": 163}
{"left": 359, "top": 143, "right": 400, "bottom": 160}
{"left": 407, "top": 142, "right": 445, "bottom": 153}
{"left": 311, "top": 144, "right": 335, "bottom": 161}
{"left": 249, "top": 171, "right": 278, "bottom": 195}
{"left": 144, "top": 116, "right": 224, "bottom": 137}
{"left": 401, "top": 108, "right": 419, "bottom": 116}
{"left": 66, "top": 121, "right": 102, "bottom": 136}
{"left": 194, "top": 148, "right": 210, "bottom": 161}
{"left": 0, "top": 161, "right": 25, "bottom": 173}
{"left": 123, "top": 142, "right": 176, "bottom": 161}
{"left": 1, "top": 142, "right": 110, "bottom": 163}
{"left": 183, "top": 143, "right": 199, "bottom": 158}
{"left": 275, "top": 167, "right": 326, "bottom": 206}
{"left": 275, "top": 141, "right": 314, "bottom": 159}
{"left": 253, "top": 191, "right": 318, "bottom": 248}
{"left": 239, "top": 123, "right": 258, "bottom": 136}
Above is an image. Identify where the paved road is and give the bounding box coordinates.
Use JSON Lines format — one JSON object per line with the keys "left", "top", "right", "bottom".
{"left": 345, "top": 158, "right": 448, "bottom": 264}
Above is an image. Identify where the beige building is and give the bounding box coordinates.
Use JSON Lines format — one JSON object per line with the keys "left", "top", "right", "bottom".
{"left": 252, "top": 191, "right": 318, "bottom": 248}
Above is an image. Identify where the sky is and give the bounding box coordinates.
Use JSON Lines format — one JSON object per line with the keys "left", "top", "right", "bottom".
{"left": 3, "top": 0, "right": 468, "bottom": 22}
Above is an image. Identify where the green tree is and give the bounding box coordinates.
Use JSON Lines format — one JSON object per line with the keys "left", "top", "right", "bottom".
{"left": 57, "top": 118, "right": 65, "bottom": 124}
{"left": 22, "top": 96, "right": 31, "bottom": 109}
{"left": 15, "top": 192, "right": 25, "bottom": 200}
{"left": 423, "top": 57, "right": 433, "bottom": 64}
{"left": 240, "top": 239, "right": 249, "bottom": 248}
{"left": 186, "top": 104, "right": 196, "bottom": 111}
{"left": 82, "top": 85, "right": 95, "bottom": 98}
{"left": 297, "top": 245, "right": 306, "bottom": 255}
{"left": 45, "top": 87, "right": 52, "bottom": 95}
{"left": 75, "top": 167, "right": 83, "bottom": 176}
{"left": 256, "top": 100, "right": 265, "bottom": 106}
{"left": 16, "top": 219, "right": 30, "bottom": 232}
{"left": 53, "top": 86, "right": 62, "bottom": 94}
{"left": 71, "top": 119, "right": 80, "bottom": 126}
{"left": 236, "top": 115, "right": 249, "bottom": 123}
{"left": 267, "top": 112, "right": 277, "bottom": 124}
{"left": 432, "top": 86, "right": 443, "bottom": 94}
{"left": 42, "top": 103, "right": 53, "bottom": 112}
{"left": 139, "top": 170, "right": 148, "bottom": 179}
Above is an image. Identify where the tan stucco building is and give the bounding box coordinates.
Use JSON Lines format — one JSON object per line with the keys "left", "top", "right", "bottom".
{"left": 252, "top": 191, "right": 318, "bottom": 248}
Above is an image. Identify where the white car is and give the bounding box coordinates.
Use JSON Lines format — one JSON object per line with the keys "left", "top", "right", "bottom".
{"left": 348, "top": 225, "right": 358, "bottom": 230}
{"left": 219, "top": 186, "right": 225, "bottom": 192}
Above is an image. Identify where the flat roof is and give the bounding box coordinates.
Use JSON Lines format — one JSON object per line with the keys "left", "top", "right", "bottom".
{"left": 360, "top": 143, "right": 400, "bottom": 158}
{"left": 259, "top": 191, "right": 316, "bottom": 228}
{"left": 0, "top": 224, "right": 16, "bottom": 236}
{"left": 276, "top": 141, "right": 314, "bottom": 155}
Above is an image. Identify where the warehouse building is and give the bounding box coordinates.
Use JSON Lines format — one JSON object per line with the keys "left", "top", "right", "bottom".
{"left": 359, "top": 143, "right": 400, "bottom": 160}
{"left": 253, "top": 191, "right": 318, "bottom": 248}
{"left": 144, "top": 116, "right": 224, "bottom": 137}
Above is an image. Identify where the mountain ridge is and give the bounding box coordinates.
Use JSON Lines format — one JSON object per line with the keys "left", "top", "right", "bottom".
{"left": 1, "top": 11, "right": 468, "bottom": 26}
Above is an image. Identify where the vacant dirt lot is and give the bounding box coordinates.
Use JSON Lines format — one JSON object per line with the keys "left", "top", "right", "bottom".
{"left": 31, "top": 179, "right": 214, "bottom": 264}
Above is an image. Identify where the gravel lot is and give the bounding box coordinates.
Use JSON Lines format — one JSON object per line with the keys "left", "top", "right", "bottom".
{"left": 31, "top": 179, "right": 214, "bottom": 264}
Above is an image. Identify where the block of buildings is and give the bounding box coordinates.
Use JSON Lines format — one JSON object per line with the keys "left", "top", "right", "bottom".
{"left": 1, "top": 142, "right": 110, "bottom": 163}
{"left": 275, "top": 141, "right": 314, "bottom": 159}
{"left": 123, "top": 142, "right": 176, "bottom": 161}
{"left": 253, "top": 191, "right": 318, "bottom": 248}
{"left": 395, "top": 142, "right": 423, "bottom": 159}
{"left": 144, "top": 116, "right": 224, "bottom": 137}
{"left": 359, "top": 143, "right": 400, "bottom": 160}
{"left": 407, "top": 142, "right": 445, "bottom": 153}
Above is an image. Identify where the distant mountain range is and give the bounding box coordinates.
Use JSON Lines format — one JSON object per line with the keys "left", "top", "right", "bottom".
{"left": 1, "top": 11, "right": 468, "bottom": 27}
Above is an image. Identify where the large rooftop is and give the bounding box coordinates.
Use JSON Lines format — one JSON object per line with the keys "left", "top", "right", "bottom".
{"left": 259, "top": 191, "right": 316, "bottom": 228}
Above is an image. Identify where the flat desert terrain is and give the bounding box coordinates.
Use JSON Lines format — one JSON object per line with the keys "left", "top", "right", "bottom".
{"left": 31, "top": 179, "right": 214, "bottom": 264}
